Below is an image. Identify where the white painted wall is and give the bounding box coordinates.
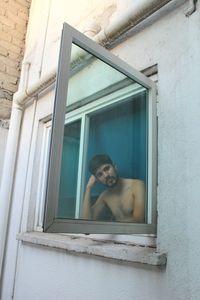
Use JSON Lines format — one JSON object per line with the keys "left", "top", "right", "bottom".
{"left": 23, "top": 0, "right": 118, "bottom": 84}
{"left": 13, "top": 243, "right": 168, "bottom": 300}
{"left": 1, "top": 1, "right": 200, "bottom": 300}
{"left": 111, "top": 5, "right": 200, "bottom": 298}
{"left": 0, "top": 125, "right": 8, "bottom": 184}
{"left": 113, "top": 4, "right": 200, "bottom": 298}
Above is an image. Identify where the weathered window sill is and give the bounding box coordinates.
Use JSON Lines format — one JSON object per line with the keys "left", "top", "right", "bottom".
{"left": 17, "top": 231, "right": 167, "bottom": 268}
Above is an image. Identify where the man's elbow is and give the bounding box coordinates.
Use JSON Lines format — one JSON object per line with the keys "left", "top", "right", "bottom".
{"left": 133, "top": 214, "right": 145, "bottom": 223}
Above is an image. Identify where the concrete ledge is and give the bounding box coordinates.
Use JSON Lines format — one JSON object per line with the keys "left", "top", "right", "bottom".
{"left": 17, "top": 232, "right": 167, "bottom": 268}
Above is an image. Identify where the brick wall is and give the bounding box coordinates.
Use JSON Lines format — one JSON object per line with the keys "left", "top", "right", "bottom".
{"left": 0, "top": 0, "right": 31, "bottom": 120}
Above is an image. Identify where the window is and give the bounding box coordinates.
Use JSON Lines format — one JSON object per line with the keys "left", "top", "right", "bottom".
{"left": 44, "top": 23, "right": 157, "bottom": 234}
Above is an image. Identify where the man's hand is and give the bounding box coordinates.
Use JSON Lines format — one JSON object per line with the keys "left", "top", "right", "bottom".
{"left": 82, "top": 175, "right": 98, "bottom": 219}
{"left": 86, "top": 175, "right": 97, "bottom": 189}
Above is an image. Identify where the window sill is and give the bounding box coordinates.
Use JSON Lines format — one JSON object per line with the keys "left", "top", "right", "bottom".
{"left": 17, "top": 231, "right": 167, "bottom": 268}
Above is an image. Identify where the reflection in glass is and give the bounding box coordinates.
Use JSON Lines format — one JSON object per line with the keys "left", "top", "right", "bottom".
{"left": 67, "top": 44, "right": 134, "bottom": 107}
{"left": 56, "top": 43, "right": 147, "bottom": 223}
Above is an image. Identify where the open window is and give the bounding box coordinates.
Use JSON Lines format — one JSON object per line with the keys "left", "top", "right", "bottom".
{"left": 44, "top": 23, "right": 157, "bottom": 234}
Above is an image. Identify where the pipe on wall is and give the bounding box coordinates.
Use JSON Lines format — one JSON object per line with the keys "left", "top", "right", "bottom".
{"left": 0, "top": 101, "right": 23, "bottom": 280}
{"left": 15, "top": 0, "right": 175, "bottom": 107}
{"left": 0, "top": 0, "right": 176, "bottom": 281}
{"left": 94, "top": 0, "right": 172, "bottom": 46}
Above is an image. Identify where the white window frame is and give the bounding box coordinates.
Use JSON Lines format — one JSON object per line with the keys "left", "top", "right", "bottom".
{"left": 44, "top": 23, "right": 157, "bottom": 234}
{"left": 34, "top": 120, "right": 52, "bottom": 231}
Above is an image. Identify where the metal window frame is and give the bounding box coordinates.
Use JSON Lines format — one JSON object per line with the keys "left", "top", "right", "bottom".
{"left": 43, "top": 22, "right": 157, "bottom": 234}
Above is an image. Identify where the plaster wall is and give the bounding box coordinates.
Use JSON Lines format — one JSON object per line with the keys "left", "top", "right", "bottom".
{"left": 111, "top": 5, "right": 200, "bottom": 299}
{"left": 14, "top": 243, "right": 167, "bottom": 300}
{"left": 2, "top": 1, "right": 200, "bottom": 300}
{"left": 22, "top": 0, "right": 118, "bottom": 85}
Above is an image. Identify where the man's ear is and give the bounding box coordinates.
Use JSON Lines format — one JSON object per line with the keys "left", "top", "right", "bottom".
{"left": 114, "top": 164, "right": 118, "bottom": 171}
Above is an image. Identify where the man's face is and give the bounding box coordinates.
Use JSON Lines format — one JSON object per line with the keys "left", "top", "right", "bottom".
{"left": 95, "top": 163, "right": 118, "bottom": 187}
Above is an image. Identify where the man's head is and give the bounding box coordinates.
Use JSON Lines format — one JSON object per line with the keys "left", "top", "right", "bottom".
{"left": 88, "top": 154, "right": 118, "bottom": 187}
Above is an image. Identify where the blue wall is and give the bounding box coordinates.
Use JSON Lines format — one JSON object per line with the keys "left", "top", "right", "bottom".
{"left": 87, "top": 92, "right": 147, "bottom": 195}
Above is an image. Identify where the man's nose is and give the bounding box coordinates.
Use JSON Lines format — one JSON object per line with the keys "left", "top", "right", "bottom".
{"left": 103, "top": 170, "right": 108, "bottom": 177}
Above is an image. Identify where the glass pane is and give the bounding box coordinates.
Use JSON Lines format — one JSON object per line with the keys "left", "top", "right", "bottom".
{"left": 57, "top": 120, "right": 81, "bottom": 218}
{"left": 67, "top": 44, "right": 134, "bottom": 107}
{"left": 83, "top": 92, "right": 147, "bottom": 223}
{"left": 57, "top": 42, "right": 148, "bottom": 224}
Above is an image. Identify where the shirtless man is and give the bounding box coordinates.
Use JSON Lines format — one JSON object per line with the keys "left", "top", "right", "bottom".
{"left": 82, "top": 154, "right": 145, "bottom": 223}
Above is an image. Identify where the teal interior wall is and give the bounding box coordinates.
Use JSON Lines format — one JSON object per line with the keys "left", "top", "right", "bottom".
{"left": 87, "top": 92, "right": 147, "bottom": 196}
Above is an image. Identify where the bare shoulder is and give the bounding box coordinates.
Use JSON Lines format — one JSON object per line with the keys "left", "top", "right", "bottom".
{"left": 123, "top": 178, "right": 145, "bottom": 194}
{"left": 124, "top": 178, "right": 144, "bottom": 187}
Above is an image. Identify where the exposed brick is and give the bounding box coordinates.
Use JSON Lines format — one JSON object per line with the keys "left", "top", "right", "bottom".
{"left": 6, "top": 65, "right": 20, "bottom": 77}
{"left": 2, "top": 23, "right": 12, "bottom": 33}
{"left": 0, "top": 2, "right": 7, "bottom": 10}
{"left": 0, "top": 98, "right": 12, "bottom": 119}
{"left": 8, "top": 50, "right": 20, "bottom": 60}
{"left": 0, "top": 7, "right": 6, "bottom": 15}
{"left": 0, "top": 61, "right": 6, "bottom": 72}
{"left": 0, "top": 56, "right": 19, "bottom": 69}
{"left": 16, "top": 0, "right": 30, "bottom": 8}
{"left": 8, "top": 2, "right": 29, "bottom": 15}
{"left": 9, "top": 6, "right": 28, "bottom": 15}
{"left": 0, "top": 89, "right": 13, "bottom": 101}
{"left": 17, "top": 10, "right": 29, "bottom": 21}
{"left": 0, "top": 15, "right": 15, "bottom": 29}
{"left": 7, "top": 10, "right": 27, "bottom": 26}
{"left": 0, "top": 0, "right": 31, "bottom": 119}
{"left": 0, "top": 71, "right": 18, "bottom": 84}
{"left": 15, "top": 22, "right": 27, "bottom": 34}
{"left": 0, "top": 46, "right": 8, "bottom": 57}
{"left": 12, "top": 28, "right": 25, "bottom": 40}
{"left": 12, "top": 36, "right": 24, "bottom": 48}
{"left": 1, "top": 31, "right": 12, "bottom": 43}
{"left": 1, "top": 80, "right": 17, "bottom": 93}
{"left": 1, "top": 40, "right": 21, "bottom": 55}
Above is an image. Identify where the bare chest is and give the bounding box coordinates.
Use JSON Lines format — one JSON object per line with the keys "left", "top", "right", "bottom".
{"left": 105, "top": 187, "right": 134, "bottom": 219}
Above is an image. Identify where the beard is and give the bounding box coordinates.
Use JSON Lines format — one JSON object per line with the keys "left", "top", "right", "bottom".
{"left": 105, "top": 175, "right": 118, "bottom": 188}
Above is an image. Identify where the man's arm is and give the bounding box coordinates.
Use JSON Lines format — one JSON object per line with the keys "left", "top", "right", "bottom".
{"left": 132, "top": 180, "right": 145, "bottom": 223}
{"left": 82, "top": 175, "right": 106, "bottom": 220}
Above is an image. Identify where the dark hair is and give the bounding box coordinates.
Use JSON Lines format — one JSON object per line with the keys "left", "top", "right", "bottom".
{"left": 88, "top": 154, "right": 113, "bottom": 175}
